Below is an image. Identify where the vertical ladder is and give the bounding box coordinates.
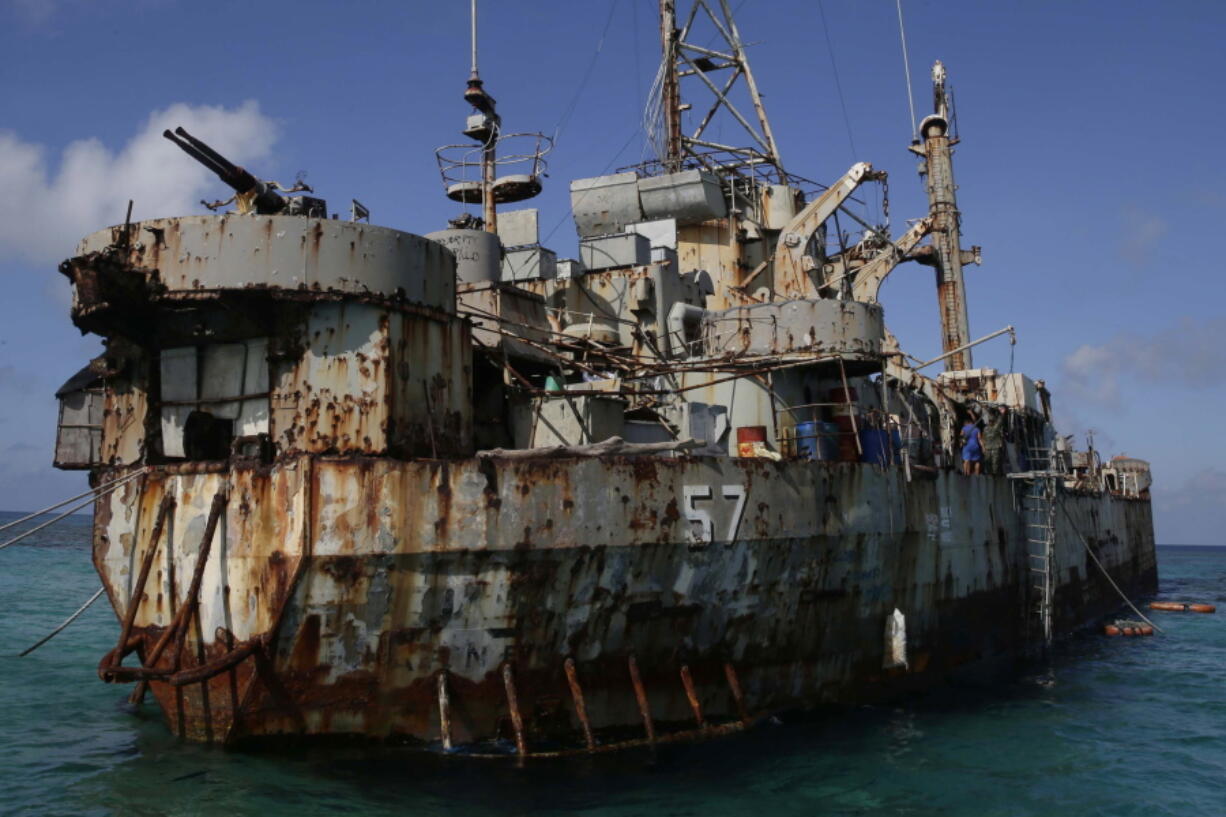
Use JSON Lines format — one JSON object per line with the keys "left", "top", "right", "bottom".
{"left": 1012, "top": 445, "right": 1058, "bottom": 649}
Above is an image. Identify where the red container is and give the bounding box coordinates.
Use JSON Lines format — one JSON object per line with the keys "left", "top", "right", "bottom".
{"left": 828, "top": 387, "right": 858, "bottom": 405}
{"left": 837, "top": 433, "right": 859, "bottom": 463}
{"left": 830, "top": 388, "right": 859, "bottom": 450}
{"left": 736, "top": 426, "right": 767, "bottom": 443}
{"left": 832, "top": 415, "right": 856, "bottom": 432}
{"left": 736, "top": 426, "right": 766, "bottom": 457}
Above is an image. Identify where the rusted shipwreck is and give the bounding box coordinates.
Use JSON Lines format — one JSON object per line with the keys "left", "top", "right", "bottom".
{"left": 52, "top": 1, "right": 1156, "bottom": 755}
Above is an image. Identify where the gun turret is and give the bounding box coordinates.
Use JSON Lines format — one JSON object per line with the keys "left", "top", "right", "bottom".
{"left": 163, "top": 126, "right": 285, "bottom": 215}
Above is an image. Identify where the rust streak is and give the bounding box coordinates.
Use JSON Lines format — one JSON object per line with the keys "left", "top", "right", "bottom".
{"left": 563, "top": 658, "right": 595, "bottom": 751}
{"left": 102, "top": 494, "right": 173, "bottom": 682}
{"left": 627, "top": 655, "right": 655, "bottom": 744}
{"left": 131, "top": 491, "right": 227, "bottom": 705}
{"left": 167, "top": 637, "right": 264, "bottom": 687}
{"left": 502, "top": 663, "right": 528, "bottom": 758}
{"left": 680, "top": 664, "right": 704, "bottom": 728}
{"left": 724, "top": 662, "right": 749, "bottom": 725}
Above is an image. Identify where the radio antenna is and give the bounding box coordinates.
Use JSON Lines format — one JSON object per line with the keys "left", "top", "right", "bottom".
{"left": 470, "top": 0, "right": 479, "bottom": 79}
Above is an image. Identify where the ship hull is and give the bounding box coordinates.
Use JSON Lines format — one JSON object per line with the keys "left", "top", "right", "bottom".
{"left": 93, "top": 455, "right": 1156, "bottom": 750}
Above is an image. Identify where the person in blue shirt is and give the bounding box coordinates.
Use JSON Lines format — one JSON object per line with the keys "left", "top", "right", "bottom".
{"left": 961, "top": 417, "right": 983, "bottom": 475}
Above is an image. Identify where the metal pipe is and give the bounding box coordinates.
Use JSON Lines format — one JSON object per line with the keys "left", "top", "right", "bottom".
{"left": 912, "top": 325, "right": 1014, "bottom": 371}
{"left": 437, "top": 671, "right": 453, "bottom": 751}
{"left": 169, "top": 494, "right": 226, "bottom": 671}
{"left": 836, "top": 356, "right": 862, "bottom": 457}
{"left": 469, "top": 0, "right": 479, "bottom": 77}
{"left": 660, "top": 0, "right": 682, "bottom": 171}
{"left": 130, "top": 492, "right": 226, "bottom": 705}
{"left": 174, "top": 127, "right": 241, "bottom": 178}
{"left": 168, "top": 637, "right": 263, "bottom": 687}
{"left": 162, "top": 130, "right": 232, "bottom": 181}
{"left": 502, "top": 663, "right": 528, "bottom": 758}
{"left": 679, "top": 664, "right": 704, "bottom": 727}
{"left": 627, "top": 655, "right": 655, "bottom": 743}
{"left": 103, "top": 495, "right": 174, "bottom": 680}
{"left": 723, "top": 662, "right": 749, "bottom": 725}
{"left": 564, "top": 658, "right": 595, "bottom": 751}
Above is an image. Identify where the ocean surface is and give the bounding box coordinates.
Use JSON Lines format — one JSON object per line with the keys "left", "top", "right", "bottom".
{"left": 1, "top": 511, "right": 1222, "bottom": 817}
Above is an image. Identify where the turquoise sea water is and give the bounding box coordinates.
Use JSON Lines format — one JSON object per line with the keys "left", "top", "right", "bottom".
{"left": 1, "top": 512, "right": 1223, "bottom": 817}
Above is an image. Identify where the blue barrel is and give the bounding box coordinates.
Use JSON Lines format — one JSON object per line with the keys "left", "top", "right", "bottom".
{"left": 796, "top": 421, "right": 820, "bottom": 460}
{"left": 819, "top": 422, "right": 840, "bottom": 461}
{"left": 859, "top": 429, "right": 891, "bottom": 466}
{"left": 890, "top": 428, "right": 903, "bottom": 464}
{"left": 796, "top": 421, "right": 840, "bottom": 461}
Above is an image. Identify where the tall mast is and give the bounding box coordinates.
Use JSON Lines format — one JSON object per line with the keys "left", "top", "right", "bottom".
{"left": 660, "top": 1, "right": 683, "bottom": 172}
{"left": 437, "top": 1, "right": 549, "bottom": 227}
{"left": 463, "top": 0, "right": 499, "bottom": 233}
{"left": 716, "top": 0, "right": 783, "bottom": 178}
{"left": 653, "top": 0, "right": 785, "bottom": 181}
{"left": 916, "top": 60, "right": 973, "bottom": 371}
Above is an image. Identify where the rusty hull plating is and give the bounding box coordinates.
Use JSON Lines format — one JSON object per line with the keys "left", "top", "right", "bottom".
{"left": 87, "top": 452, "right": 1156, "bottom": 749}
{"left": 53, "top": 3, "right": 1158, "bottom": 757}
{"left": 62, "top": 210, "right": 1158, "bottom": 752}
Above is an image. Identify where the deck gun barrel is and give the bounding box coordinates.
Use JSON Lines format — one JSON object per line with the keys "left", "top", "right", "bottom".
{"left": 162, "top": 126, "right": 285, "bottom": 214}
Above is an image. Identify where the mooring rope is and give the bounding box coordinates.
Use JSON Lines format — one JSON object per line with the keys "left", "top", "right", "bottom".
{"left": 18, "top": 586, "right": 106, "bottom": 657}
{"left": 0, "top": 472, "right": 143, "bottom": 553}
{"left": 0, "top": 470, "right": 144, "bottom": 534}
{"left": 1056, "top": 496, "right": 1162, "bottom": 633}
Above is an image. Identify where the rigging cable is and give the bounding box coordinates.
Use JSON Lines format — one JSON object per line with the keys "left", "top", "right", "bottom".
{"left": 543, "top": 125, "right": 642, "bottom": 244}
{"left": 895, "top": 0, "right": 918, "bottom": 138}
{"left": 552, "top": 0, "right": 622, "bottom": 147}
{"left": 816, "top": 0, "right": 857, "bottom": 159}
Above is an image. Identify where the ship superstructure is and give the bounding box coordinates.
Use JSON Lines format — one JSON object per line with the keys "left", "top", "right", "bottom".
{"left": 50, "top": 1, "right": 1155, "bottom": 754}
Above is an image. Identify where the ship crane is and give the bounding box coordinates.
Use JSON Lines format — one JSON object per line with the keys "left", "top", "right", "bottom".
{"left": 770, "top": 162, "right": 886, "bottom": 296}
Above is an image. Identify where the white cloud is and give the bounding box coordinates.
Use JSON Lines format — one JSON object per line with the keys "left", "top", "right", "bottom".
{"left": 0, "top": 100, "right": 278, "bottom": 266}
{"left": 1060, "top": 316, "right": 1226, "bottom": 410}
{"left": 1118, "top": 205, "right": 1167, "bottom": 266}
{"left": 1153, "top": 468, "right": 1226, "bottom": 546}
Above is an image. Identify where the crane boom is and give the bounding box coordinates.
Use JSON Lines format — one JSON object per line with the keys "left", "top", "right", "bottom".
{"left": 772, "top": 162, "right": 882, "bottom": 295}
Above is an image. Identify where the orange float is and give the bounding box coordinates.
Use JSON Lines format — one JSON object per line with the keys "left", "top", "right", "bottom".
{"left": 1104, "top": 624, "right": 1121, "bottom": 636}
{"left": 1139, "top": 625, "right": 1154, "bottom": 636}
{"left": 1148, "top": 601, "right": 1216, "bottom": 613}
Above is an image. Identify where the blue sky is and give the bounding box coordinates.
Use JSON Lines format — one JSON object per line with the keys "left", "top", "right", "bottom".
{"left": 1, "top": 0, "right": 1223, "bottom": 542}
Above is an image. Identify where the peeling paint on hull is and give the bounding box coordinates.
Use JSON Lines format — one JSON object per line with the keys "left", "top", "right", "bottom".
{"left": 93, "top": 455, "right": 1157, "bottom": 751}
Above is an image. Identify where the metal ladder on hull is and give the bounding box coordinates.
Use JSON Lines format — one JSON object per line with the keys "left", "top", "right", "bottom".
{"left": 1011, "top": 446, "right": 1058, "bottom": 649}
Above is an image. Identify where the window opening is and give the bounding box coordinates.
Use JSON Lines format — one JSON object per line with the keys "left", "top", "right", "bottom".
{"left": 159, "top": 339, "right": 270, "bottom": 459}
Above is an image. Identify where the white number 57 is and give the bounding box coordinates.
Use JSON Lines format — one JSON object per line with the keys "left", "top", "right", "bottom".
{"left": 682, "top": 484, "right": 747, "bottom": 545}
